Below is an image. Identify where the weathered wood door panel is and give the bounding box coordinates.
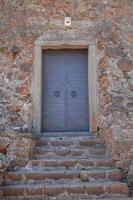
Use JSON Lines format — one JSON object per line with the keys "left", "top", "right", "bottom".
{"left": 67, "top": 50, "right": 89, "bottom": 131}
{"left": 42, "top": 49, "right": 89, "bottom": 132}
{"left": 42, "top": 50, "right": 66, "bottom": 132}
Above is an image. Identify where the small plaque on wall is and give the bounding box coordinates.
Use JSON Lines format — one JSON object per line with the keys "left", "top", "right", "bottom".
{"left": 64, "top": 17, "right": 71, "bottom": 27}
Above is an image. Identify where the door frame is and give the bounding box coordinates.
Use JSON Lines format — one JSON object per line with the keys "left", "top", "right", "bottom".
{"left": 33, "top": 30, "right": 97, "bottom": 134}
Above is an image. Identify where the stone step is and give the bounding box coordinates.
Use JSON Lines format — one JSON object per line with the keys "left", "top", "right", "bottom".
{"left": 11, "top": 156, "right": 112, "bottom": 169}
{"left": 1, "top": 197, "right": 132, "bottom": 200}
{"left": 37, "top": 135, "right": 97, "bottom": 141}
{"left": 37, "top": 132, "right": 95, "bottom": 138}
{"left": 30, "top": 158, "right": 115, "bottom": 168}
{"left": 33, "top": 155, "right": 108, "bottom": 160}
{"left": 34, "top": 146, "right": 106, "bottom": 158}
{"left": 4, "top": 169, "right": 122, "bottom": 184}
{"left": 36, "top": 136, "right": 103, "bottom": 147}
{"left": 1, "top": 131, "right": 129, "bottom": 199}
{"left": 1, "top": 181, "right": 129, "bottom": 197}
{"left": 12, "top": 165, "right": 117, "bottom": 172}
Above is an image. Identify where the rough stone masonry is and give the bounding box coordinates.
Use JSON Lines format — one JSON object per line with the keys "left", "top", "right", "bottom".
{"left": 0, "top": 0, "right": 133, "bottom": 192}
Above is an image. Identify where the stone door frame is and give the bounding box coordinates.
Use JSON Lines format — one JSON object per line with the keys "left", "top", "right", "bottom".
{"left": 33, "top": 30, "right": 97, "bottom": 133}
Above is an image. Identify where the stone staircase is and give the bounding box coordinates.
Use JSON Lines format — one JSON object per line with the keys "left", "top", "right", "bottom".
{"left": 1, "top": 132, "right": 129, "bottom": 199}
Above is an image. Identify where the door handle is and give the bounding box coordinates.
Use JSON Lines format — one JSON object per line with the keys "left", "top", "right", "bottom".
{"left": 71, "top": 91, "right": 77, "bottom": 97}
{"left": 54, "top": 91, "right": 60, "bottom": 97}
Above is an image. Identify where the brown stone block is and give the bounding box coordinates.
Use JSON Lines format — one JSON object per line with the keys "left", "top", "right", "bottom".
{"left": 97, "top": 36, "right": 105, "bottom": 50}
{"left": 6, "top": 172, "right": 23, "bottom": 182}
{"left": 80, "top": 171, "right": 105, "bottom": 181}
{"left": 99, "top": 75, "right": 109, "bottom": 89}
{"left": 85, "top": 184, "right": 104, "bottom": 195}
{"left": 0, "top": 145, "right": 7, "bottom": 154}
{"left": 105, "top": 47, "right": 125, "bottom": 57}
{"left": 32, "top": 159, "right": 58, "bottom": 167}
{"left": 107, "top": 170, "right": 122, "bottom": 181}
{"left": 31, "top": 160, "right": 41, "bottom": 167}
{"left": 26, "top": 187, "right": 43, "bottom": 196}
{"left": 99, "top": 57, "right": 108, "bottom": 70}
{"left": 95, "top": 159, "right": 115, "bottom": 167}
{"left": 44, "top": 171, "right": 65, "bottom": 179}
{"left": 3, "top": 186, "right": 25, "bottom": 196}
{"left": 79, "top": 139, "right": 102, "bottom": 146}
{"left": 78, "top": 159, "right": 94, "bottom": 167}
{"left": 60, "top": 159, "right": 77, "bottom": 167}
{"left": 8, "top": 104, "right": 21, "bottom": 112}
{"left": 25, "top": 172, "right": 43, "bottom": 181}
{"left": 105, "top": 183, "right": 129, "bottom": 195}
{"left": 66, "top": 185, "right": 84, "bottom": 194}
{"left": 118, "top": 59, "right": 133, "bottom": 72}
{"left": 16, "top": 85, "right": 29, "bottom": 97}
{"left": 44, "top": 186, "right": 65, "bottom": 195}
{"left": 128, "top": 34, "right": 133, "bottom": 42}
{"left": 0, "top": 46, "right": 8, "bottom": 54}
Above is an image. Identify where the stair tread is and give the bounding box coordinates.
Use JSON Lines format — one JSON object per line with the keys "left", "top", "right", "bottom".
{"left": 1, "top": 198, "right": 131, "bottom": 200}
{"left": 33, "top": 157, "right": 110, "bottom": 161}
{"left": 34, "top": 146, "right": 105, "bottom": 152}
{"left": 34, "top": 146, "right": 105, "bottom": 154}
{"left": 7, "top": 168, "right": 121, "bottom": 174}
{"left": 35, "top": 145, "right": 105, "bottom": 150}
{"left": 30, "top": 157, "right": 115, "bottom": 168}
{"left": 36, "top": 136, "right": 104, "bottom": 147}
{"left": 33, "top": 155, "right": 107, "bottom": 159}
{"left": 31, "top": 157, "right": 112, "bottom": 161}
{"left": 2, "top": 180, "right": 127, "bottom": 188}
{"left": 5, "top": 168, "right": 121, "bottom": 183}
{"left": 11, "top": 166, "right": 118, "bottom": 173}
{"left": 5, "top": 168, "right": 122, "bottom": 183}
{"left": 36, "top": 137, "right": 102, "bottom": 143}
{"left": 13, "top": 165, "right": 116, "bottom": 172}
{"left": 34, "top": 147, "right": 106, "bottom": 156}
{"left": 38, "top": 136, "right": 99, "bottom": 140}
{"left": 35, "top": 147, "right": 105, "bottom": 152}
{"left": 37, "top": 132, "right": 95, "bottom": 137}
{"left": 1, "top": 180, "right": 129, "bottom": 197}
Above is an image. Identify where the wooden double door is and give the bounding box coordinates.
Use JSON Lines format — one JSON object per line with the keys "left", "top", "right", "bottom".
{"left": 42, "top": 49, "right": 89, "bottom": 132}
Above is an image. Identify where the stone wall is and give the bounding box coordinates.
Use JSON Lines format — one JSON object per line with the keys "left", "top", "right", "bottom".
{"left": 0, "top": 0, "right": 133, "bottom": 171}
{"left": 0, "top": 131, "right": 35, "bottom": 187}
